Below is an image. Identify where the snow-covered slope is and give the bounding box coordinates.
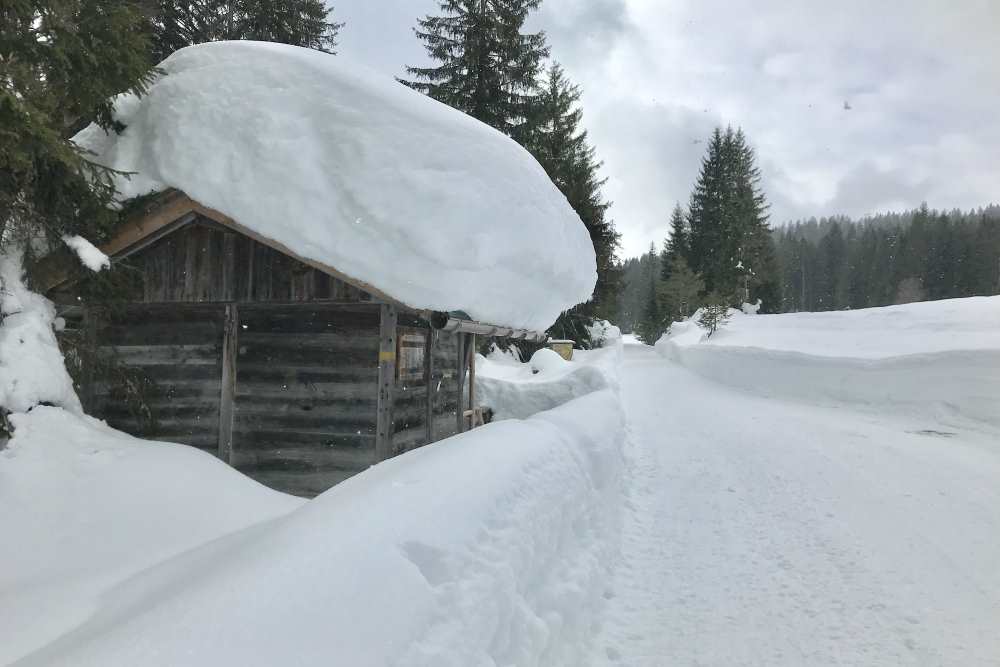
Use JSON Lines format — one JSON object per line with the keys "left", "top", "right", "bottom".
{"left": 4, "top": 388, "right": 624, "bottom": 665}
{"left": 656, "top": 297, "right": 1000, "bottom": 428}
{"left": 663, "top": 296, "right": 1000, "bottom": 358}
{"left": 72, "top": 41, "right": 596, "bottom": 332}
{"left": 477, "top": 341, "right": 621, "bottom": 421}
{"left": 0, "top": 408, "right": 302, "bottom": 665}
{"left": 598, "top": 345, "right": 1000, "bottom": 666}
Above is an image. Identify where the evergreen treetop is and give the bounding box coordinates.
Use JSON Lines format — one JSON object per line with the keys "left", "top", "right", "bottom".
{"left": 150, "top": 0, "right": 344, "bottom": 62}
{"left": 661, "top": 202, "right": 688, "bottom": 281}
{"left": 401, "top": 0, "right": 549, "bottom": 139}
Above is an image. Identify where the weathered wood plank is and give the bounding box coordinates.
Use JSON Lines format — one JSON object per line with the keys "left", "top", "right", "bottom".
{"left": 234, "top": 402, "right": 376, "bottom": 425}
{"left": 231, "top": 430, "right": 374, "bottom": 449}
{"left": 231, "top": 445, "right": 373, "bottom": 472}
{"left": 455, "top": 333, "right": 466, "bottom": 434}
{"left": 218, "top": 303, "right": 237, "bottom": 463}
{"left": 375, "top": 304, "right": 397, "bottom": 462}
{"left": 424, "top": 328, "right": 435, "bottom": 445}
{"left": 468, "top": 333, "right": 477, "bottom": 428}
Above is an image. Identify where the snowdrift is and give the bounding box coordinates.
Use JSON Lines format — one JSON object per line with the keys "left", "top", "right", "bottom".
{"left": 72, "top": 41, "right": 596, "bottom": 332}
{"left": 0, "top": 408, "right": 302, "bottom": 665}
{"left": 4, "top": 393, "right": 625, "bottom": 666}
{"left": 477, "top": 336, "right": 621, "bottom": 421}
{"left": 656, "top": 297, "right": 1000, "bottom": 429}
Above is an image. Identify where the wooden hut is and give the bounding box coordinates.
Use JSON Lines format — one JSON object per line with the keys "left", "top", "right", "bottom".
{"left": 38, "top": 190, "right": 545, "bottom": 497}
{"left": 49, "top": 42, "right": 597, "bottom": 497}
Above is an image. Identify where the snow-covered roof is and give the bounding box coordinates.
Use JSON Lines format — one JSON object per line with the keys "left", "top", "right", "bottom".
{"left": 73, "top": 41, "right": 596, "bottom": 332}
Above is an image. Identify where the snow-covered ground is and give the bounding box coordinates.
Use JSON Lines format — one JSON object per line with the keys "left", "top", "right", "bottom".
{"left": 4, "top": 298, "right": 999, "bottom": 666}
{"left": 1, "top": 348, "right": 625, "bottom": 666}
{"left": 595, "top": 343, "right": 1000, "bottom": 666}
{"left": 657, "top": 297, "right": 1000, "bottom": 429}
{"left": 661, "top": 296, "right": 1000, "bottom": 359}
{"left": 0, "top": 409, "right": 303, "bottom": 665}
{"left": 476, "top": 343, "right": 620, "bottom": 421}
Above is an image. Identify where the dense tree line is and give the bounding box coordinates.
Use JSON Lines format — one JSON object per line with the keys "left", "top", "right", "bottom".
{"left": 403, "top": 0, "right": 621, "bottom": 346}
{"left": 617, "top": 204, "right": 1000, "bottom": 335}
{"left": 775, "top": 204, "right": 1000, "bottom": 312}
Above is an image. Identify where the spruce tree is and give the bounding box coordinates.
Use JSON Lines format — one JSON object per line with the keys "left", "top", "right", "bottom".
{"left": 687, "top": 128, "right": 727, "bottom": 291}
{"left": 401, "top": 0, "right": 549, "bottom": 140}
{"left": 661, "top": 203, "right": 689, "bottom": 281}
{"left": 150, "top": 0, "right": 343, "bottom": 61}
{"left": 686, "top": 126, "right": 778, "bottom": 311}
{"left": 1, "top": 0, "right": 155, "bottom": 250}
{"left": 659, "top": 255, "right": 704, "bottom": 320}
{"left": 528, "top": 63, "right": 620, "bottom": 340}
{"left": 634, "top": 243, "right": 666, "bottom": 344}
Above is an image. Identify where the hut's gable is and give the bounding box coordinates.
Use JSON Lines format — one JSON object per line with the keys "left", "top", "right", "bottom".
{"left": 54, "top": 215, "right": 375, "bottom": 305}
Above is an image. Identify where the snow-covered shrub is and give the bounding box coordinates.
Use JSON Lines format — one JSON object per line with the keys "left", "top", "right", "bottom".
{"left": 696, "top": 296, "right": 732, "bottom": 338}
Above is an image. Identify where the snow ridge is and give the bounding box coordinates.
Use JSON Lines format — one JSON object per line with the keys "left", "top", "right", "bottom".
{"left": 656, "top": 297, "right": 1000, "bottom": 429}
{"left": 9, "top": 391, "right": 626, "bottom": 666}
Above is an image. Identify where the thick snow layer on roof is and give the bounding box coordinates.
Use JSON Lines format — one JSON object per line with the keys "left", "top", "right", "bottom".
{"left": 73, "top": 41, "right": 596, "bottom": 331}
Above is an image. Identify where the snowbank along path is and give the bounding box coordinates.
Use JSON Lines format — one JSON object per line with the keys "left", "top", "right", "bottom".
{"left": 593, "top": 341, "right": 1000, "bottom": 666}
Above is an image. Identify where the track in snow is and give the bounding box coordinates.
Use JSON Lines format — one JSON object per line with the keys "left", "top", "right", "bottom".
{"left": 593, "top": 344, "right": 1000, "bottom": 666}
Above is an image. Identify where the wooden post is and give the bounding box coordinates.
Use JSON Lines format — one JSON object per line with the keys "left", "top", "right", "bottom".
{"left": 218, "top": 303, "right": 238, "bottom": 464}
{"left": 424, "top": 328, "right": 434, "bottom": 445}
{"left": 455, "top": 332, "right": 466, "bottom": 434}
{"left": 375, "top": 304, "right": 397, "bottom": 461}
{"left": 467, "top": 333, "right": 476, "bottom": 426}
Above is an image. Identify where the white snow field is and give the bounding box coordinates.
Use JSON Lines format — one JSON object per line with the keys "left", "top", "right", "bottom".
{"left": 657, "top": 296, "right": 1000, "bottom": 429}
{"left": 476, "top": 344, "right": 620, "bottom": 421}
{"left": 596, "top": 341, "right": 1000, "bottom": 667}
{"left": 4, "top": 299, "right": 1000, "bottom": 665}
{"left": 0, "top": 409, "right": 303, "bottom": 665}
{"left": 72, "top": 41, "right": 596, "bottom": 332}
{"left": 1, "top": 351, "right": 625, "bottom": 666}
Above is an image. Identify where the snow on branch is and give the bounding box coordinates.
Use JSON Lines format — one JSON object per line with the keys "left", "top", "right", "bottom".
{"left": 62, "top": 235, "right": 110, "bottom": 272}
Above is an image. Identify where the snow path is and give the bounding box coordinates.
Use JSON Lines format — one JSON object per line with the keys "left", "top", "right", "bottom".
{"left": 593, "top": 344, "right": 1000, "bottom": 666}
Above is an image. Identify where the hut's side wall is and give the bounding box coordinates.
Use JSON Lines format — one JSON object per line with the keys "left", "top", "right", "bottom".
{"left": 54, "top": 217, "right": 484, "bottom": 498}
{"left": 89, "top": 304, "right": 225, "bottom": 453}
{"left": 392, "top": 324, "right": 430, "bottom": 454}
{"left": 232, "top": 303, "right": 380, "bottom": 496}
{"left": 390, "top": 327, "right": 465, "bottom": 454}
{"left": 431, "top": 330, "right": 463, "bottom": 441}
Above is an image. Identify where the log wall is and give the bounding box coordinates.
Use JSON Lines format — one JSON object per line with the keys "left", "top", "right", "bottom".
{"left": 60, "top": 218, "right": 478, "bottom": 498}
{"left": 90, "top": 304, "right": 225, "bottom": 453}
{"left": 232, "top": 304, "right": 381, "bottom": 496}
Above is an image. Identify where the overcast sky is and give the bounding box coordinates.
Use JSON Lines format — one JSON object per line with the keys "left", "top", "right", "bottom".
{"left": 332, "top": 0, "right": 1000, "bottom": 258}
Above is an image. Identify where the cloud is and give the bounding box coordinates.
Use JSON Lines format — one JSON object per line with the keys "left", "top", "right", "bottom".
{"left": 331, "top": 0, "right": 1000, "bottom": 257}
